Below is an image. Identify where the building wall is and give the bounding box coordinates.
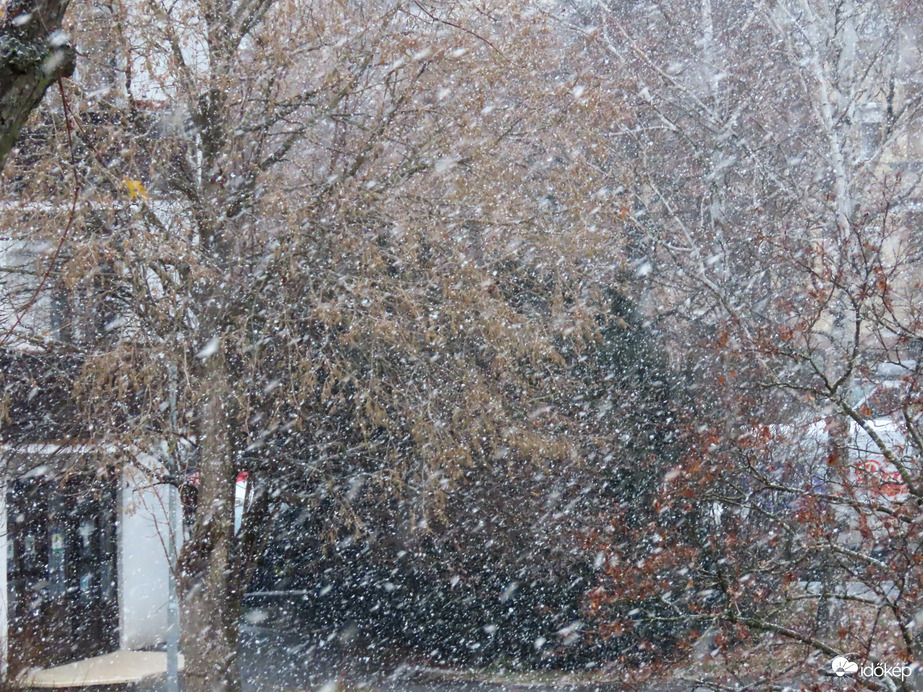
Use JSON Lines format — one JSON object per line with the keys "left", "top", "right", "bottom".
{"left": 118, "top": 466, "right": 178, "bottom": 650}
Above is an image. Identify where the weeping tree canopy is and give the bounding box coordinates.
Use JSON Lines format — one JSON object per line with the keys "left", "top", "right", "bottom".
{"left": 2, "top": 0, "right": 642, "bottom": 526}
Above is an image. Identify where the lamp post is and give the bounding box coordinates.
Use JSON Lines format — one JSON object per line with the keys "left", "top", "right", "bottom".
{"left": 166, "top": 363, "right": 180, "bottom": 692}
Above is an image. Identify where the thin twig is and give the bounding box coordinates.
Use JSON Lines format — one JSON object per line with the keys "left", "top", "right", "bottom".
{"left": 0, "top": 78, "right": 81, "bottom": 348}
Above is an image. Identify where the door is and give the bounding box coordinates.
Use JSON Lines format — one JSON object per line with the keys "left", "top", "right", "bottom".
{"left": 60, "top": 473, "right": 119, "bottom": 658}
{"left": 6, "top": 477, "right": 53, "bottom": 675}
{"left": 7, "top": 471, "right": 119, "bottom": 673}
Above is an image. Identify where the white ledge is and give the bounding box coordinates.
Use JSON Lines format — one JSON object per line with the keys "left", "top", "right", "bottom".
{"left": 16, "top": 650, "right": 184, "bottom": 688}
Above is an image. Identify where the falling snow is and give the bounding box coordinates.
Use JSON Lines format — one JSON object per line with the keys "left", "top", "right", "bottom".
{"left": 0, "top": 1, "right": 921, "bottom": 691}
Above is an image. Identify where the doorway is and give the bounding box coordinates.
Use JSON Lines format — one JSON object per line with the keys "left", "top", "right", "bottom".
{"left": 7, "top": 471, "right": 119, "bottom": 673}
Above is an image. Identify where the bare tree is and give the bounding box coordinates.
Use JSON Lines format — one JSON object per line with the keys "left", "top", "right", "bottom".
{"left": 570, "top": 0, "right": 923, "bottom": 687}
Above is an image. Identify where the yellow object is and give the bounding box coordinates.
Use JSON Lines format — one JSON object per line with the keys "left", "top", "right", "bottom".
{"left": 122, "top": 178, "right": 148, "bottom": 199}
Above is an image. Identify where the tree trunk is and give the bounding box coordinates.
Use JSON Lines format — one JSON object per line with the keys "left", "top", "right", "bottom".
{"left": 179, "top": 344, "right": 241, "bottom": 692}
{"left": 0, "top": 0, "right": 75, "bottom": 170}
